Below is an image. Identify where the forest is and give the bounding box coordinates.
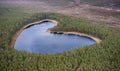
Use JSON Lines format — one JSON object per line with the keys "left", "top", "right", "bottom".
{"left": 0, "top": 2, "right": 120, "bottom": 71}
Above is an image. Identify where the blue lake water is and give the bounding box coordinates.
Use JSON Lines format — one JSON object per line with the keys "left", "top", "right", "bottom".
{"left": 14, "top": 21, "right": 95, "bottom": 54}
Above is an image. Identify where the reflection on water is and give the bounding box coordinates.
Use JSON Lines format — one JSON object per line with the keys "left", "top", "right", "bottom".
{"left": 15, "top": 22, "right": 95, "bottom": 54}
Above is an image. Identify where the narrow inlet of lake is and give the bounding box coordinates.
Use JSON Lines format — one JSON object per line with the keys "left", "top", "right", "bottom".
{"left": 14, "top": 21, "right": 95, "bottom": 54}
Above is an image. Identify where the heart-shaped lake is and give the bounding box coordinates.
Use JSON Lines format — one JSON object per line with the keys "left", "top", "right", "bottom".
{"left": 14, "top": 21, "right": 95, "bottom": 54}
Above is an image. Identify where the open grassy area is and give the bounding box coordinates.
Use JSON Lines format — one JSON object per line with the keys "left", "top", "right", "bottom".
{"left": 0, "top": 4, "right": 120, "bottom": 71}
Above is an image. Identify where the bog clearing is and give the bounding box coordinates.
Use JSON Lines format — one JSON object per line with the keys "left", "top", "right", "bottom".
{"left": 0, "top": 0, "right": 120, "bottom": 71}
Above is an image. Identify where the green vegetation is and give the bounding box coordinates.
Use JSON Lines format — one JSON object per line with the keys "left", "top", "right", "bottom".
{"left": 0, "top": 5, "right": 120, "bottom": 71}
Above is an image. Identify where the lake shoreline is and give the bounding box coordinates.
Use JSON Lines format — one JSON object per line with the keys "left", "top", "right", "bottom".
{"left": 47, "top": 30, "right": 101, "bottom": 44}
{"left": 10, "top": 19, "right": 58, "bottom": 48}
{"left": 10, "top": 19, "right": 101, "bottom": 48}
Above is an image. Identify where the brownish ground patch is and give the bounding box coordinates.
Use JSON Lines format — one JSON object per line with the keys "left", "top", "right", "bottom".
{"left": 0, "top": 0, "right": 120, "bottom": 27}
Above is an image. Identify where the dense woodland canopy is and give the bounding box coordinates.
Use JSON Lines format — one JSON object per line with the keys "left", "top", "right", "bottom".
{"left": 0, "top": 4, "right": 120, "bottom": 71}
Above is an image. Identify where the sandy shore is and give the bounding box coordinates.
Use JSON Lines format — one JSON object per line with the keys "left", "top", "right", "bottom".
{"left": 10, "top": 19, "right": 58, "bottom": 48}
{"left": 10, "top": 19, "right": 101, "bottom": 48}
{"left": 47, "top": 30, "right": 101, "bottom": 43}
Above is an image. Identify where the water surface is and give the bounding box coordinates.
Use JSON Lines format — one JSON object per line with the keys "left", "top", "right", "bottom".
{"left": 15, "top": 22, "right": 95, "bottom": 54}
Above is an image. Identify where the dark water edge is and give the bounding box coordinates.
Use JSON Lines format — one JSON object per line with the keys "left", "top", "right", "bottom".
{"left": 14, "top": 21, "right": 95, "bottom": 54}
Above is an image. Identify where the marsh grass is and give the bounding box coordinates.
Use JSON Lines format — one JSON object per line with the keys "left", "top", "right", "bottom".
{"left": 0, "top": 5, "right": 120, "bottom": 71}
